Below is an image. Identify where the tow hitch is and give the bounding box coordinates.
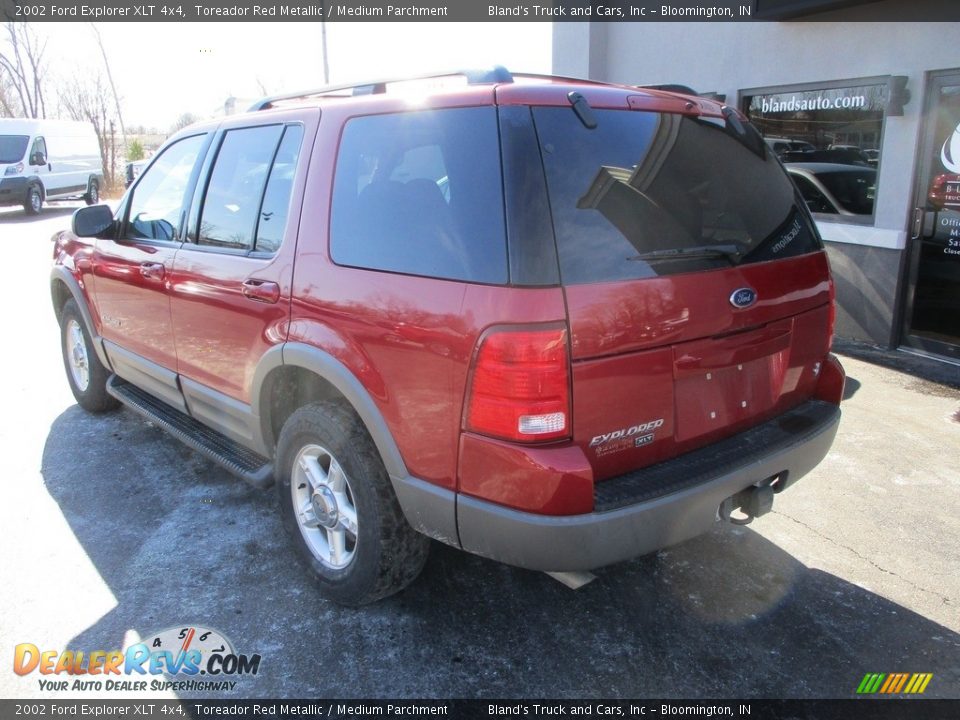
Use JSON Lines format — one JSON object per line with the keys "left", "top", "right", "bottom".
{"left": 720, "top": 479, "right": 777, "bottom": 526}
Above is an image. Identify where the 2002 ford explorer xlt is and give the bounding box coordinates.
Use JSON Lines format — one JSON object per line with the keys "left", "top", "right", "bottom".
{"left": 52, "top": 68, "right": 844, "bottom": 605}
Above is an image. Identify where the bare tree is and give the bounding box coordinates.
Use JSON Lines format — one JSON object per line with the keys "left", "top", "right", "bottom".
{"left": 172, "top": 112, "right": 200, "bottom": 133}
{"left": 0, "top": 76, "right": 19, "bottom": 117}
{"left": 60, "top": 71, "right": 118, "bottom": 189}
{"left": 89, "top": 24, "right": 126, "bottom": 148}
{"left": 0, "top": 23, "right": 47, "bottom": 118}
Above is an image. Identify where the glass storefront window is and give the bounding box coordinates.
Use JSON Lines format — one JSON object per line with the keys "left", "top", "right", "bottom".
{"left": 742, "top": 80, "right": 887, "bottom": 223}
{"left": 903, "top": 73, "right": 960, "bottom": 359}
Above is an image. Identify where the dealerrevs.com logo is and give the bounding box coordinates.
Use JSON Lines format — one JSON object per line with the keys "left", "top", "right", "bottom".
{"left": 13, "top": 625, "right": 261, "bottom": 693}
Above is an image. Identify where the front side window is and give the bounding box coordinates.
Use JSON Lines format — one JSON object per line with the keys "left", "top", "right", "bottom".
{"left": 330, "top": 107, "right": 508, "bottom": 284}
{"left": 198, "top": 125, "right": 285, "bottom": 251}
{"left": 127, "top": 134, "right": 206, "bottom": 241}
{"left": 30, "top": 137, "right": 47, "bottom": 165}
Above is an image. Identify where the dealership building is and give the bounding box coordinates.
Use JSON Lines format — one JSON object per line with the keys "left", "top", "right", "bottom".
{"left": 553, "top": 1, "right": 960, "bottom": 364}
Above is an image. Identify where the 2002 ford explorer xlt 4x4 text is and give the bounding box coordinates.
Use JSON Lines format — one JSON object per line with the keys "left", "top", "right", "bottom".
{"left": 51, "top": 68, "right": 844, "bottom": 606}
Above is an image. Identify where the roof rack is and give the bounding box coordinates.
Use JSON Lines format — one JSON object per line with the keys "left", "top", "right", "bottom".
{"left": 509, "top": 71, "right": 616, "bottom": 87}
{"left": 513, "top": 74, "right": 703, "bottom": 96}
{"left": 248, "top": 66, "right": 515, "bottom": 112}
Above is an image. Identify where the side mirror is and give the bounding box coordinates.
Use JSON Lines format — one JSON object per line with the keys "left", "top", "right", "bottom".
{"left": 30, "top": 152, "right": 46, "bottom": 166}
{"left": 72, "top": 204, "right": 114, "bottom": 238}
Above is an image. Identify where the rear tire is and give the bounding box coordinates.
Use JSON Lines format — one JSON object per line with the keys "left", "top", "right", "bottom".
{"left": 84, "top": 179, "right": 99, "bottom": 206}
{"left": 276, "top": 401, "right": 429, "bottom": 606}
{"left": 24, "top": 185, "right": 42, "bottom": 215}
{"left": 60, "top": 299, "right": 119, "bottom": 413}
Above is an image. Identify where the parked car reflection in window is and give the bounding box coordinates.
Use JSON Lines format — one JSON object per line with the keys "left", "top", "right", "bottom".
{"left": 786, "top": 162, "right": 876, "bottom": 216}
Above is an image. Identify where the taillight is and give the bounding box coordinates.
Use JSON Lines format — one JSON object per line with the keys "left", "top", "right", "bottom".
{"left": 464, "top": 325, "right": 571, "bottom": 443}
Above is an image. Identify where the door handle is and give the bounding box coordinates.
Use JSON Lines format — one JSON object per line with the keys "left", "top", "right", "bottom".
{"left": 912, "top": 207, "right": 924, "bottom": 239}
{"left": 242, "top": 279, "right": 280, "bottom": 304}
{"left": 912, "top": 208, "right": 939, "bottom": 240}
{"left": 139, "top": 262, "right": 165, "bottom": 280}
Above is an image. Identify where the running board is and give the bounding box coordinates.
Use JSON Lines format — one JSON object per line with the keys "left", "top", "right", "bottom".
{"left": 107, "top": 377, "right": 273, "bottom": 489}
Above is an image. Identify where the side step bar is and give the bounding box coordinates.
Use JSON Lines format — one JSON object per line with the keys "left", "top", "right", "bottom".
{"left": 107, "top": 376, "right": 273, "bottom": 489}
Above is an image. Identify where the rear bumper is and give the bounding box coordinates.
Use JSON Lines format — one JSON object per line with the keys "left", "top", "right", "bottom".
{"left": 454, "top": 400, "right": 841, "bottom": 572}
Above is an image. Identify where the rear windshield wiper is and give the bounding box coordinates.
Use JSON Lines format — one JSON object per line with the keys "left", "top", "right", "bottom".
{"left": 628, "top": 244, "right": 742, "bottom": 263}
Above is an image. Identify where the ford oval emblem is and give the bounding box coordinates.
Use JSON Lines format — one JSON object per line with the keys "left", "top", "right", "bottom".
{"left": 730, "top": 287, "right": 757, "bottom": 309}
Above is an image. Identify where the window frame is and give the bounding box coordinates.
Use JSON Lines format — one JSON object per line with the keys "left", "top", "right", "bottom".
{"left": 30, "top": 136, "right": 47, "bottom": 165}
{"left": 251, "top": 124, "right": 305, "bottom": 258}
{"left": 328, "top": 106, "right": 510, "bottom": 286}
{"left": 185, "top": 121, "right": 302, "bottom": 257}
{"left": 119, "top": 131, "right": 212, "bottom": 247}
{"left": 531, "top": 105, "right": 823, "bottom": 286}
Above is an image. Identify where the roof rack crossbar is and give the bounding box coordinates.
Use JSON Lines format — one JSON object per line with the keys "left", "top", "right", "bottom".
{"left": 249, "top": 66, "right": 514, "bottom": 112}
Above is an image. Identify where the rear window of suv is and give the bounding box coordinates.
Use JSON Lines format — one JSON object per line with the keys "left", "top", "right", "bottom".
{"left": 532, "top": 107, "right": 822, "bottom": 284}
{"left": 330, "top": 107, "right": 508, "bottom": 285}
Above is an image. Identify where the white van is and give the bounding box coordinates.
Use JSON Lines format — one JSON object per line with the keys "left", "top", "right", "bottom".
{"left": 0, "top": 119, "right": 104, "bottom": 215}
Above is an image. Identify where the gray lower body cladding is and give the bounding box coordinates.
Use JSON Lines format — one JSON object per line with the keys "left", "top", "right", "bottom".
{"left": 397, "top": 399, "right": 840, "bottom": 572}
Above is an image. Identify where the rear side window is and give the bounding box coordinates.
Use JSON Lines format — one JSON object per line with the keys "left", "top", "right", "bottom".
{"left": 533, "top": 108, "right": 822, "bottom": 284}
{"left": 330, "top": 107, "right": 508, "bottom": 284}
{"left": 254, "top": 125, "right": 304, "bottom": 254}
{"left": 198, "top": 125, "right": 284, "bottom": 251}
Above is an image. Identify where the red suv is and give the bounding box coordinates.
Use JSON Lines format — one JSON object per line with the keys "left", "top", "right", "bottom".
{"left": 52, "top": 69, "right": 844, "bottom": 605}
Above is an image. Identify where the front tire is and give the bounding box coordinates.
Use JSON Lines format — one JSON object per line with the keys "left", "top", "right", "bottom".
{"left": 60, "top": 299, "right": 119, "bottom": 413}
{"left": 84, "top": 179, "right": 99, "bottom": 206}
{"left": 24, "top": 185, "right": 42, "bottom": 215}
{"left": 276, "top": 402, "right": 429, "bottom": 606}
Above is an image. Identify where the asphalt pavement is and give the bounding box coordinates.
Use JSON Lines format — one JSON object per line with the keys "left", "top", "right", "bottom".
{"left": 2, "top": 204, "right": 958, "bottom": 700}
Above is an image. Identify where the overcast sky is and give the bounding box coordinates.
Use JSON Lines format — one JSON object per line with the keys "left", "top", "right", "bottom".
{"left": 34, "top": 22, "right": 553, "bottom": 130}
